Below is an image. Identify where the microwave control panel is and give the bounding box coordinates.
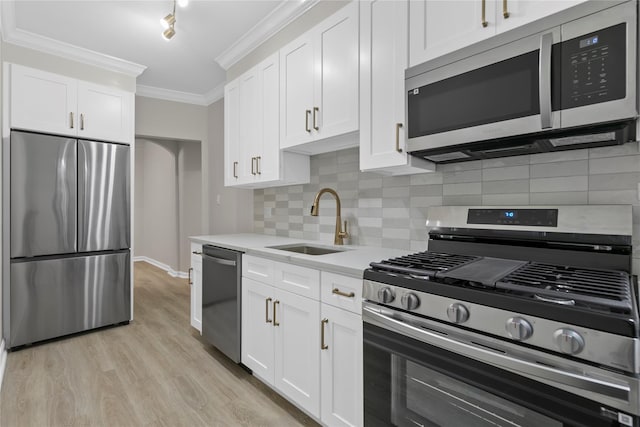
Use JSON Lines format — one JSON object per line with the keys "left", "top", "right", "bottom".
{"left": 561, "top": 23, "right": 626, "bottom": 109}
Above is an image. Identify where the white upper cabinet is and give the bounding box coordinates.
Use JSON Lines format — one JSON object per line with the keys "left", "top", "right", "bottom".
{"left": 280, "top": 2, "right": 359, "bottom": 154}
{"left": 224, "top": 53, "right": 310, "bottom": 189}
{"left": 10, "top": 64, "right": 134, "bottom": 144}
{"left": 360, "top": 0, "right": 435, "bottom": 175}
{"left": 409, "top": 0, "right": 587, "bottom": 66}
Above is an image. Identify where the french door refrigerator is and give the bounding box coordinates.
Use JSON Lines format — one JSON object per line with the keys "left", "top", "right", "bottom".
{"left": 5, "top": 130, "right": 131, "bottom": 349}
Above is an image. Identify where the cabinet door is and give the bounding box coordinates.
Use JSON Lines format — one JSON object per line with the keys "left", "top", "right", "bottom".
{"left": 409, "top": 0, "right": 496, "bottom": 66}
{"left": 274, "top": 289, "right": 321, "bottom": 418}
{"left": 10, "top": 64, "right": 77, "bottom": 136}
{"left": 242, "top": 278, "right": 276, "bottom": 385}
{"left": 190, "top": 243, "right": 203, "bottom": 332}
{"left": 77, "top": 81, "right": 133, "bottom": 143}
{"left": 321, "top": 304, "right": 363, "bottom": 427}
{"left": 496, "top": 0, "right": 587, "bottom": 33}
{"left": 256, "top": 53, "right": 280, "bottom": 183}
{"left": 238, "top": 68, "right": 260, "bottom": 183}
{"left": 313, "top": 1, "right": 359, "bottom": 141}
{"left": 280, "top": 33, "right": 315, "bottom": 149}
{"left": 224, "top": 79, "right": 241, "bottom": 186}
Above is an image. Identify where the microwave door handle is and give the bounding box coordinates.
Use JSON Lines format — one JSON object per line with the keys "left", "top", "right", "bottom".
{"left": 539, "top": 32, "right": 553, "bottom": 129}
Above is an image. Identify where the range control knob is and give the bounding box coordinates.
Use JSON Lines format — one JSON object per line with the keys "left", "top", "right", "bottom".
{"left": 377, "top": 287, "right": 396, "bottom": 304}
{"left": 401, "top": 293, "right": 421, "bottom": 310}
{"left": 446, "top": 303, "right": 469, "bottom": 324}
{"left": 505, "top": 317, "right": 533, "bottom": 341}
{"left": 553, "top": 328, "right": 585, "bottom": 355}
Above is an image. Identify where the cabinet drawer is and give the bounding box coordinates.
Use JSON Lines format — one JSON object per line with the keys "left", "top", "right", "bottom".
{"left": 321, "top": 272, "right": 362, "bottom": 314}
{"left": 273, "top": 263, "right": 320, "bottom": 300}
{"left": 243, "top": 255, "right": 275, "bottom": 283}
{"left": 190, "top": 243, "right": 203, "bottom": 266}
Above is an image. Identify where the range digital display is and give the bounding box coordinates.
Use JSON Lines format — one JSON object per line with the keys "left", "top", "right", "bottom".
{"left": 467, "top": 209, "right": 558, "bottom": 227}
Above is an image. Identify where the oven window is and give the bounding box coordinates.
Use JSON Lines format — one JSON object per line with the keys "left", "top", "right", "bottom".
{"left": 407, "top": 50, "right": 540, "bottom": 138}
{"left": 395, "top": 357, "right": 561, "bottom": 427}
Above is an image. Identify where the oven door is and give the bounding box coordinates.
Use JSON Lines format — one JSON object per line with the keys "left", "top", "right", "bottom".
{"left": 363, "top": 303, "right": 639, "bottom": 427}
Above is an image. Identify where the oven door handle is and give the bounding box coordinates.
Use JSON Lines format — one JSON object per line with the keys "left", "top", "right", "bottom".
{"left": 363, "top": 306, "right": 630, "bottom": 401}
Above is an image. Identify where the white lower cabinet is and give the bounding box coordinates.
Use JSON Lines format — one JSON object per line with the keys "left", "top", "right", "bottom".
{"left": 190, "top": 243, "right": 203, "bottom": 333}
{"left": 320, "top": 303, "right": 363, "bottom": 427}
{"left": 241, "top": 255, "right": 363, "bottom": 426}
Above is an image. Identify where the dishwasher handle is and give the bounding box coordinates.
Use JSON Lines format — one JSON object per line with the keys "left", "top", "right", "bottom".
{"left": 201, "top": 253, "right": 237, "bottom": 267}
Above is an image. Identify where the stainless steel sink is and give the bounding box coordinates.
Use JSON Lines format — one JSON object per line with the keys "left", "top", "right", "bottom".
{"left": 267, "top": 244, "right": 349, "bottom": 256}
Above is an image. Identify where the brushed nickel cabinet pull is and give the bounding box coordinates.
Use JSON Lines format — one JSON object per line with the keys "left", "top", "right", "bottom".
{"left": 332, "top": 288, "right": 355, "bottom": 298}
{"left": 256, "top": 156, "right": 261, "bottom": 175}
{"left": 503, "top": 0, "right": 510, "bottom": 18}
{"left": 70, "top": 112, "right": 74, "bottom": 129}
{"left": 395, "top": 123, "right": 403, "bottom": 152}
{"left": 192, "top": 251, "right": 202, "bottom": 255}
{"left": 233, "top": 161, "right": 238, "bottom": 178}
{"left": 265, "top": 297, "right": 273, "bottom": 323}
{"left": 313, "top": 107, "right": 319, "bottom": 131}
{"left": 321, "top": 318, "right": 329, "bottom": 350}
{"left": 273, "top": 300, "right": 280, "bottom": 326}
{"left": 481, "top": 0, "right": 488, "bottom": 27}
{"left": 80, "top": 113, "right": 85, "bottom": 130}
{"left": 188, "top": 267, "right": 193, "bottom": 285}
{"left": 251, "top": 157, "right": 256, "bottom": 175}
{"left": 305, "top": 110, "right": 312, "bottom": 133}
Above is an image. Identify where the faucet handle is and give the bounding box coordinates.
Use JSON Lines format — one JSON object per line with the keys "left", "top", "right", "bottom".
{"left": 340, "top": 220, "right": 349, "bottom": 238}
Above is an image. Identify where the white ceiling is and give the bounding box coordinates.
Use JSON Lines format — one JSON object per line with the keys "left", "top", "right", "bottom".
{"left": 6, "top": 0, "right": 298, "bottom": 102}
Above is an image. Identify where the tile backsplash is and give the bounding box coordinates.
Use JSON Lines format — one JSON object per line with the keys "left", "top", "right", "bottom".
{"left": 254, "top": 143, "right": 640, "bottom": 272}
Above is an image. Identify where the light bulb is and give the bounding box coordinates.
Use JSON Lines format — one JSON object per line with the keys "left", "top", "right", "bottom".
{"left": 177, "top": 0, "right": 189, "bottom": 7}
{"left": 163, "top": 26, "right": 176, "bottom": 40}
{"left": 161, "top": 13, "right": 175, "bottom": 29}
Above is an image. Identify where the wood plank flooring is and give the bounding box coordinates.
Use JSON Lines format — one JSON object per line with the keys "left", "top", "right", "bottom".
{"left": 0, "top": 262, "right": 318, "bottom": 427}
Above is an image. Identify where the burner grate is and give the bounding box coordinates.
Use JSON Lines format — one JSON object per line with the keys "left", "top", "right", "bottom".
{"left": 497, "top": 263, "right": 632, "bottom": 312}
{"left": 370, "top": 252, "right": 479, "bottom": 278}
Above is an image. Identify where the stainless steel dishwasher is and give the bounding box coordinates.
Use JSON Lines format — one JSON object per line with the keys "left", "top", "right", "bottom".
{"left": 201, "top": 245, "right": 242, "bottom": 363}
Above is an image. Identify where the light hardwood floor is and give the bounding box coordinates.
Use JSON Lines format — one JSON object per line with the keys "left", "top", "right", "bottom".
{"left": 0, "top": 261, "right": 318, "bottom": 427}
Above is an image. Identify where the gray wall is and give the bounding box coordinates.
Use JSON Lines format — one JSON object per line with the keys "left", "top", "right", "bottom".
{"left": 178, "top": 141, "right": 202, "bottom": 271}
{"left": 254, "top": 143, "right": 640, "bottom": 275}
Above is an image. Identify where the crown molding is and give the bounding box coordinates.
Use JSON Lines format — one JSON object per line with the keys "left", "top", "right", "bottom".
{"left": 0, "top": 1, "right": 146, "bottom": 77}
{"left": 137, "top": 83, "right": 224, "bottom": 106}
{"left": 215, "top": 0, "right": 320, "bottom": 70}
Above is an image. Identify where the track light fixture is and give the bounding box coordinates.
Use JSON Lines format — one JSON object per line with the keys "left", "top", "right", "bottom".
{"left": 160, "top": 0, "right": 187, "bottom": 41}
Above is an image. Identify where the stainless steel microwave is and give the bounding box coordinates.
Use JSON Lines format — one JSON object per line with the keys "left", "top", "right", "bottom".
{"left": 405, "top": 1, "right": 637, "bottom": 163}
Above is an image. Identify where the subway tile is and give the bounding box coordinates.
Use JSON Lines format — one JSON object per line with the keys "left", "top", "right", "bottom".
{"left": 410, "top": 196, "right": 444, "bottom": 208}
{"left": 382, "top": 207, "right": 411, "bottom": 219}
{"left": 358, "top": 188, "right": 383, "bottom": 198}
{"left": 409, "top": 184, "right": 443, "bottom": 197}
{"left": 359, "top": 178, "right": 383, "bottom": 189}
{"left": 337, "top": 148, "right": 359, "bottom": 164}
{"left": 588, "top": 190, "right": 639, "bottom": 205}
{"left": 442, "top": 195, "right": 482, "bottom": 205}
{"left": 443, "top": 182, "right": 482, "bottom": 196}
{"left": 482, "top": 179, "right": 529, "bottom": 194}
{"left": 410, "top": 173, "right": 444, "bottom": 185}
{"left": 358, "top": 198, "right": 382, "bottom": 208}
{"left": 529, "top": 176, "right": 588, "bottom": 192}
{"left": 275, "top": 201, "right": 288, "bottom": 208}
{"left": 589, "top": 142, "right": 639, "bottom": 158}
{"left": 530, "top": 160, "right": 588, "bottom": 178}
{"left": 337, "top": 171, "right": 359, "bottom": 182}
{"left": 589, "top": 155, "right": 640, "bottom": 174}
{"left": 529, "top": 191, "right": 588, "bottom": 205}
{"left": 482, "top": 165, "right": 529, "bottom": 181}
{"left": 359, "top": 236, "right": 382, "bottom": 248}
{"left": 482, "top": 193, "right": 530, "bottom": 205}
{"left": 482, "top": 155, "right": 529, "bottom": 168}
{"left": 337, "top": 179, "right": 358, "bottom": 191}
{"left": 410, "top": 240, "right": 428, "bottom": 252}
{"left": 383, "top": 175, "right": 411, "bottom": 188}
{"left": 337, "top": 161, "right": 359, "bottom": 173}
{"left": 382, "top": 229, "right": 410, "bottom": 244}
{"left": 443, "top": 169, "right": 482, "bottom": 184}
{"left": 358, "top": 217, "right": 383, "bottom": 227}
{"left": 588, "top": 173, "right": 640, "bottom": 191}
{"left": 359, "top": 226, "right": 382, "bottom": 238}
{"left": 288, "top": 185, "right": 304, "bottom": 194}
{"left": 382, "top": 217, "right": 411, "bottom": 228}
{"left": 438, "top": 160, "right": 482, "bottom": 172}
{"left": 529, "top": 149, "right": 588, "bottom": 164}
{"left": 382, "top": 187, "right": 410, "bottom": 198}
{"left": 357, "top": 208, "right": 383, "bottom": 217}
{"left": 381, "top": 238, "right": 410, "bottom": 250}
{"left": 382, "top": 198, "right": 410, "bottom": 208}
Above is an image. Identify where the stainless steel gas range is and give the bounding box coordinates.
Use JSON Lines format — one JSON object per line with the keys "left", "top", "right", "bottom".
{"left": 363, "top": 205, "right": 639, "bottom": 427}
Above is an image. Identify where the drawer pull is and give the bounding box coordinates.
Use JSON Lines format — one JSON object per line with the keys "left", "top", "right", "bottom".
{"left": 332, "top": 288, "right": 355, "bottom": 298}
{"left": 188, "top": 267, "right": 193, "bottom": 285}
{"left": 192, "top": 251, "right": 202, "bottom": 255}
{"left": 265, "top": 297, "right": 272, "bottom": 323}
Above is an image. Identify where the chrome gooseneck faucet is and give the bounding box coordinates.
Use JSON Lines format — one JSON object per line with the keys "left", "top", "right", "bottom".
{"left": 310, "top": 188, "right": 349, "bottom": 245}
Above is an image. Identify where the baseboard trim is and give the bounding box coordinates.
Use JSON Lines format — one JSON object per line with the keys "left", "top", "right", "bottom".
{"left": 0, "top": 339, "right": 7, "bottom": 391}
{"left": 133, "top": 256, "right": 188, "bottom": 279}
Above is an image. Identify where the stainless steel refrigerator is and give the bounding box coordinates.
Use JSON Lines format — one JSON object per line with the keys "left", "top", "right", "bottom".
{"left": 5, "top": 131, "right": 131, "bottom": 348}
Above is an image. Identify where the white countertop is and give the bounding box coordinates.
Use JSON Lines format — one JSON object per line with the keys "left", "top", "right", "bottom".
{"left": 190, "top": 233, "right": 410, "bottom": 278}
